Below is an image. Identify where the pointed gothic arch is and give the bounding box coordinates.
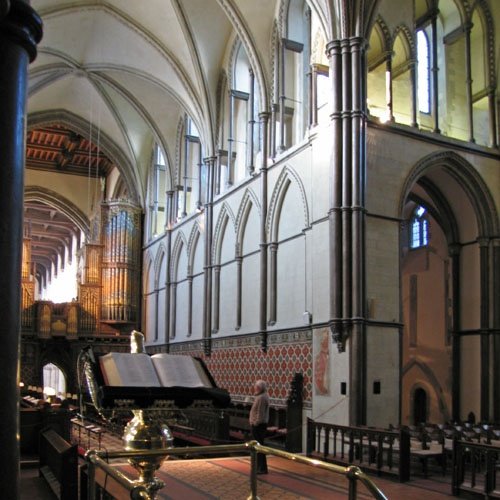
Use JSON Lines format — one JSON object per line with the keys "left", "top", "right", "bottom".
{"left": 187, "top": 222, "right": 203, "bottom": 274}
{"left": 267, "top": 166, "right": 310, "bottom": 242}
{"left": 400, "top": 150, "right": 499, "bottom": 237}
{"left": 235, "top": 188, "right": 261, "bottom": 253}
{"left": 212, "top": 203, "right": 236, "bottom": 265}
{"left": 170, "top": 232, "right": 188, "bottom": 282}
{"left": 400, "top": 149, "right": 499, "bottom": 422}
{"left": 153, "top": 244, "right": 167, "bottom": 290}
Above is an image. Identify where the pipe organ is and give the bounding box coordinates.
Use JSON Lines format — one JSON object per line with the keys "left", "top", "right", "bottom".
{"left": 78, "top": 243, "right": 102, "bottom": 333}
{"left": 100, "top": 201, "right": 142, "bottom": 325}
{"left": 21, "top": 237, "right": 35, "bottom": 330}
{"left": 21, "top": 200, "right": 142, "bottom": 338}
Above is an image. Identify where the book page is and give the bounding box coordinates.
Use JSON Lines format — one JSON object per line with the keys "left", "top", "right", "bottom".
{"left": 151, "top": 354, "right": 213, "bottom": 388}
{"left": 99, "top": 353, "right": 161, "bottom": 387}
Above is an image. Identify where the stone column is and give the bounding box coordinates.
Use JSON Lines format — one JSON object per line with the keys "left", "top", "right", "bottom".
{"left": 202, "top": 157, "right": 216, "bottom": 355}
{"left": 187, "top": 275, "right": 193, "bottom": 336}
{"left": 268, "top": 242, "right": 278, "bottom": 326}
{"left": 479, "top": 238, "right": 490, "bottom": 420}
{"left": 328, "top": 39, "right": 343, "bottom": 346}
{"left": 182, "top": 127, "right": 189, "bottom": 217}
{"left": 450, "top": 244, "right": 461, "bottom": 421}
{"left": 464, "top": 23, "right": 474, "bottom": 143}
{"left": 164, "top": 190, "right": 174, "bottom": 351}
{"left": 431, "top": 12, "right": 440, "bottom": 133}
{"left": 259, "top": 112, "right": 269, "bottom": 351}
{"left": 278, "top": 40, "right": 286, "bottom": 152}
{"left": 235, "top": 254, "right": 242, "bottom": 330}
{"left": 154, "top": 289, "right": 159, "bottom": 341}
{"left": 310, "top": 65, "right": 318, "bottom": 127}
{"left": 169, "top": 283, "right": 177, "bottom": 339}
{"left": 493, "top": 240, "right": 500, "bottom": 420}
{"left": 410, "top": 59, "right": 418, "bottom": 127}
{"left": 327, "top": 36, "right": 367, "bottom": 425}
{"left": 488, "top": 90, "right": 497, "bottom": 148}
{"left": 0, "top": 1, "right": 42, "bottom": 495}
{"left": 227, "top": 94, "right": 234, "bottom": 188}
{"left": 247, "top": 69, "right": 255, "bottom": 176}
{"left": 212, "top": 265, "right": 221, "bottom": 333}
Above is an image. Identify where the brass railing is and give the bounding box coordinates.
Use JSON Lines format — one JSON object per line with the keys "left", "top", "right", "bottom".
{"left": 85, "top": 441, "right": 388, "bottom": 500}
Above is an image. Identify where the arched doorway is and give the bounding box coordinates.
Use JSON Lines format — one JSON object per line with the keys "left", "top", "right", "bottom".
{"left": 400, "top": 152, "right": 499, "bottom": 423}
{"left": 413, "top": 388, "right": 427, "bottom": 425}
{"left": 42, "top": 363, "right": 66, "bottom": 400}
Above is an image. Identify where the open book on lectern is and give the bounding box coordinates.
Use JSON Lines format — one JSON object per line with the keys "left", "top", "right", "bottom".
{"left": 99, "top": 352, "right": 213, "bottom": 388}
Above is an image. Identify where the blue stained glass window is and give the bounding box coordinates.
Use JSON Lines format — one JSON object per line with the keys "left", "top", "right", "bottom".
{"left": 410, "top": 205, "right": 429, "bottom": 248}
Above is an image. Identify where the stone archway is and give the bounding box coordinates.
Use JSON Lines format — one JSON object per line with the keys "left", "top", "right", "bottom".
{"left": 400, "top": 150, "right": 499, "bottom": 422}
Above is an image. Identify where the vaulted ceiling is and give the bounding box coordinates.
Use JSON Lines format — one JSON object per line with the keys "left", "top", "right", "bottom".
{"left": 27, "top": 0, "right": 288, "bottom": 288}
{"left": 28, "top": 0, "right": 384, "bottom": 206}
{"left": 26, "top": 0, "right": 386, "bottom": 286}
{"left": 28, "top": 0, "right": 282, "bottom": 206}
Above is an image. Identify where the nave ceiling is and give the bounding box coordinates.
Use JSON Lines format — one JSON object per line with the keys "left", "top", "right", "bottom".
{"left": 28, "top": 0, "right": 279, "bottom": 206}
{"left": 28, "top": 0, "right": 381, "bottom": 207}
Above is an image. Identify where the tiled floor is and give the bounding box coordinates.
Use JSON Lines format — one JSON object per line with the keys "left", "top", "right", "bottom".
{"left": 106, "top": 456, "right": 456, "bottom": 499}
{"left": 22, "top": 427, "right": 469, "bottom": 499}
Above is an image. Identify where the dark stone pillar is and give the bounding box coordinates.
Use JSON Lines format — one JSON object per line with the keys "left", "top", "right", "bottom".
{"left": 164, "top": 190, "right": 174, "bottom": 351}
{"left": 450, "top": 245, "right": 461, "bottom": 421}
{"left": 202, "top": 157, "right": 216, "bottom": 355}
{"left": 464, "top": 23, "right": 474, "bottom": 143}
{"left": 258, "top": 112, "right": 269, "bottom": 351}
{"left": 410, "top": 60, "right": 418, "bottom": 127}
{"left": 0, "top": 1, "right": 42, "bottom": 495}
{"left": 327, "top": 36, "right": 367, "bottom": 425}
{"left": 235, "top": 255, "right": 242, "bottom": 329}
{"left": 431, "top": 12, "right": 440, "bottom": 134}
{"left": 493, "top": 241, "right": 500, "bottom": 420}
{"left": 479, "top": 239, "right": 490, "bottom": 421}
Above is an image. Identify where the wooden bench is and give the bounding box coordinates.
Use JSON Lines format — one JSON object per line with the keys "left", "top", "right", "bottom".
{"left": 39, "top": 428, "right": 78, "bottom": 500}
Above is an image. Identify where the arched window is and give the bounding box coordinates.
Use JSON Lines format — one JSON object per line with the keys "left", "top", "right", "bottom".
{"left": 416, "top": 30, "right": 430, "bottom": 114}
{"left": 42, "top": 363, "right": 66, "bottom": 400}
{"left": 178, "top": 116, "right": 203, "bottom": 219}
{"left": 149, "top": 143, "right": 167, "bottom": 238}
{"left": 273, "top": 0, "right": 310, "bottom": 154}
{"left": 470, "top": 7, "right": 491, "bottom": 146}
{"left": 392, "top": 29, "right": 413, "bottom": 125}
{"left": 217, "top": 41, "right": 260, "bottom": 194}
{"left": 367, "top": 19, "right": 389, "bottom": 122}
{"left": 309, "top": 13, "right": 329, "bottom": 126}
{"left": 410, "top": 205, "right": 429, "bottom": 249}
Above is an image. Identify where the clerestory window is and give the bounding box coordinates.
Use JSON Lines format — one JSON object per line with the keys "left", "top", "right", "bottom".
{"left": 410, "top": 205, "right": 429, "bottom": 249}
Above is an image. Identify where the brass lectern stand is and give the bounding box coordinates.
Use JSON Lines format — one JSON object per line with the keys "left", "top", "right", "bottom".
{"left": 82, "top": 331, "right": 230, "bottom": 498}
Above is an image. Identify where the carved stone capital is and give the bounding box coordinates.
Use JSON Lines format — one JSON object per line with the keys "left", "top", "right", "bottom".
{"left": 0, "top": 0, "right": 43, "bottom": 62}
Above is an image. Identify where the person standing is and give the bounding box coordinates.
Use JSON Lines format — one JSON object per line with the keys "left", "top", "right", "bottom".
{"left": 249, "top": 380, "right": 270, "bottom": 474}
